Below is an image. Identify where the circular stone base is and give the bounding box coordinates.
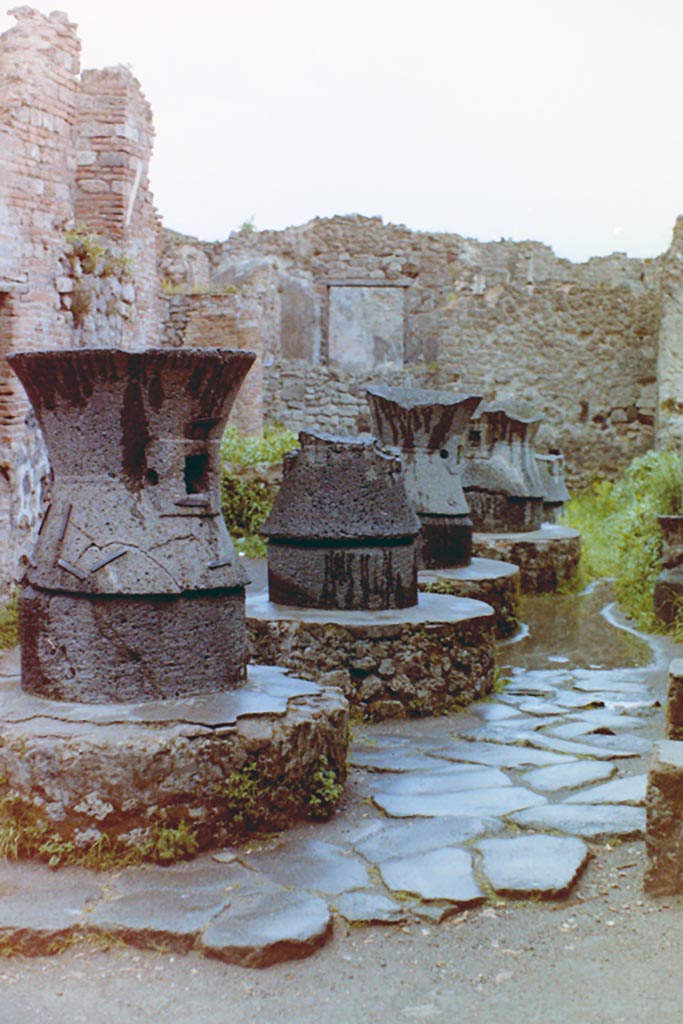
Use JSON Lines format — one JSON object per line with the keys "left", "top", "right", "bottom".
{"left": 654, "top": 570, "right": 683, "bottom": 624}
{"left": 0, "top": 661, "right": 348, "bottom": 859}
{"left": 418, "top": 557, "right": 521, "bottom": 638}
{"left": 246, "top": 592, "right": 495, "bottom": 719}
{"left": 472, "top": 525, "right": 580, "bottom": 594}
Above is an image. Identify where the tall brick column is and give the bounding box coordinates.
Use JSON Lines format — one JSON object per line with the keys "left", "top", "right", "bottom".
{"left": 75, "top": 66, "right": 161, "bottom": 350}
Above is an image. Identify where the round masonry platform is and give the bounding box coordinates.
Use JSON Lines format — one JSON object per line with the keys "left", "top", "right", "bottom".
{"left": 0, "top": 650, "right": 349, "bottom": 860}
{"left": 472, "top": 524, "right": 580, "bottom": 594}
{"left": 246, "top": 591, "right": 495, "bottom": 720}
{"left": 418, "top": 557, "right": 521, "bottom": 639}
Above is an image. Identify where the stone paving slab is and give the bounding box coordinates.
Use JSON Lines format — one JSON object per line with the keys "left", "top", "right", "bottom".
{"left": 86, "top": 884, "right": 231, "bottom": 954}
{"left": 517, "top": 700, "right": 568, "bottom": 716}
{"left": 201, "top": 888, "right": 332, "bottom": 968}
{"left": 509, "top": 803, "right": 646, "bottom": 840}
{"left": 477, "top": 834, "right": 590, "bottom": 897}
{"left": 522, "top": 760, "right": 615, "bottom": 793}
{"left": 0, "top": 864, "right": 105, "bottom": 956}
{"left": 377, "top": 848, "right": 484, "bottom": 906}
{"left": 433, "top": 740, "right": 576, "bottom": 768}
{"left": 565, "top": 774, "right": 648, "bottom": 805}
{"left": 372, "top": 786, "right": 547, "bottom": 819}
{"left": 575, "top": 733, "right": 652, "bottom": 755}
{"left": 349, "top": 748, "right": 454, "bottom": 773}
{"left": 366, "top": 765, "right": 511, "bottom": 796}
{"left": 519, "top": 732, "right": 642, "bottom": 760}
{"left": 475, "top": 703, "right": 526, "bottom": 722}
{"left": 458, "top": 720, "right": 559, "bottom": 743}
{"left": 550, "top": 691, "right": 608, "bottom": 710}
{"left": 334, "top": 890, "right": 408, "bottom": 925}
{"left": 352, "top": 816, "right": 503, "bottom": 863}
{"left": 240, "top": 838, "right": 370, "bottom": 895}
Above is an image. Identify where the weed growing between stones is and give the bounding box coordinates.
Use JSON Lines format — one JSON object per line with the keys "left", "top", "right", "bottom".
{"left": 307, "top": 756, "right": 344, "bottom": 818}
{"left": 0, "top": 793, "right": 199, "bottom": 869}
{"left": 64, "top": 224, "right": 132, "bottom": 277}
{"left": 0, "top": 594, "right": 18, "bottom": 649}
{"left": 562, "top": 449, "right": 682, "bottom": 633}
{"left": 220, "top": 425, "right": 297, "bottom": 557}
{"left": 491, "top": 667, "right": 510, "bottom": 694}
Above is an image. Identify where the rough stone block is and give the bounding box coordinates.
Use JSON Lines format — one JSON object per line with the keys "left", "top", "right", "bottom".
{"left": 646, "top": 740, "right": 683, "bottom": 894}
{"left": 666, "top": 660, "right": 683, "bottom": 740}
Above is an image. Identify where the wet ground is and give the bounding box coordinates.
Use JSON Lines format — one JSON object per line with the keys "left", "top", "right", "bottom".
{"left": 2, "top": 575, "right": 683, "bottom": 1020}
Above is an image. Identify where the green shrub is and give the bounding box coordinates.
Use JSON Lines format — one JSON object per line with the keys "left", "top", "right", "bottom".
{"left": 220, "top": 425, "right": 297, "bottom": 556}
{"left": 220, "top": 425, "right": 298, "bottom": 466}
{"left": 562, "top": 449, "right": 682, "bottom": 632}
{"left": 0, "top": 595, "right": 18, "bottom": 650}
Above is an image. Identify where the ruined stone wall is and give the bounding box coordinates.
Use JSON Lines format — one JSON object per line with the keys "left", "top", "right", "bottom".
{"left": 161, "top": 217, "right": 661, "bottom": 487}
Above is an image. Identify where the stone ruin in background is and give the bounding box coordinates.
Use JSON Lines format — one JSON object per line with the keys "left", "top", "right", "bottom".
{"left": 0, "top": 348, "right": 349, "bottom": 855}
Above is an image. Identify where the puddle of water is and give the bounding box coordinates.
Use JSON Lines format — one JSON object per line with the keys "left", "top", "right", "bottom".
{"left": 501, "top": 580, "right": 654, "bottom": 673}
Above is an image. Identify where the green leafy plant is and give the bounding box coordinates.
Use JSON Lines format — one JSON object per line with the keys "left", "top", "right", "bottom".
{"left": 220, "top": 425, "right": 298, "bottom": 466}
{"left": 562, "top": 449, "right": 682, "bottom": 633}
{"left": 220, "top": 425, "right": 298, "bottom": 556}
{"left": 0, "top": 594, "right": 18, "bottom": 650}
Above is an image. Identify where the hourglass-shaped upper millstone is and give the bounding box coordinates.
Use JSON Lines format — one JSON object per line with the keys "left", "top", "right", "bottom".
{"left": 7, "top": 348, "right": 255, "bottom": 595}
{"left": 463, "top": 404, "right": 546, "bottom": 499}
{"left": 366, "top": 385, "right": 482, "bottom": 517}
{"left": 536, "top": 450, "right": 571, "bottom": 505}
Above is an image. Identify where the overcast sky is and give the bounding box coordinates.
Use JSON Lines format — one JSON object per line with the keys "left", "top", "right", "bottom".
{"left": 2, "top": 0, "right": 682, "bottom": 262}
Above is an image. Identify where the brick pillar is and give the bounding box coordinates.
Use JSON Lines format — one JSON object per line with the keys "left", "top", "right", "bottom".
{"left": 75, "top": 66, "right": 161, "bottom": 350}
{"left": 0, "top": 8, "right": 81, "bottom": 591}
